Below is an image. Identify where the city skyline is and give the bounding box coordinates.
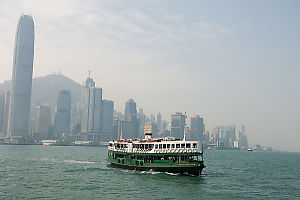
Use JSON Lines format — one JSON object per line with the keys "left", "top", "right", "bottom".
{"left": 0, "top": 1, "right": 299, "bottom": 152}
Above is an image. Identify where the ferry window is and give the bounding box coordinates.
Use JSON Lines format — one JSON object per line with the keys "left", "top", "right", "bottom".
{"left": 171, "top": 144, "right": 175, "bottom": 148}
{"left": 167, "top": 144, "right": 170, "bottom": 148}
{"left": 155, "top": 144, "right": 158, "bottom": 149}
{"left": 149, "top": 144, "right": 154, "bottom": 149}
{"left": 193, "top": 143, "right": 197, "bottom": 148}
{"left": 159, "top": 144, "right": 162, "bottom": 149}
{"left": 141, "top": 144, "right": 144, "bottom": 149}
{"left": 163, "top": 144, "right": 166, "bottom": 149}
{"left": 176, "top": 144, "right": 180, "bottom": 148}
{"left": 181, "top": 143, "right": 185, "bottom": 148}
{"left": 145, "top": 144, "right": 149, "bottom": 149}
{"left": 186, "top": 143, "right": 191, "bottom": 148}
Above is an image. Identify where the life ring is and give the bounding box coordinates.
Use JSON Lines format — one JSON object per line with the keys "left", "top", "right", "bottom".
{"left": 140, "top": 161, "right": 143, "bottom": 166}
{"left": 136, "top": 160, "right": 139, "bottom": 165}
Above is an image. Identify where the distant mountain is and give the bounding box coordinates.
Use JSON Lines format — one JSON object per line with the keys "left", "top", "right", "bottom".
{"left": 0, "top": 74, "right": 82, "bottom": 107}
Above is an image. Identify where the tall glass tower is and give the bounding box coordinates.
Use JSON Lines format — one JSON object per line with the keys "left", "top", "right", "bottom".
{"left": 9, "top": 15, "right": 35, "bottom": 137}
{"left": 54, "top": 90, "right": 71, "bottom": 136}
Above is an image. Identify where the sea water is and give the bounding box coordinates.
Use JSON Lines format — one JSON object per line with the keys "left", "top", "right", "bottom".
{"left": 0, "top": 145, "right": 299, "bottom": 199}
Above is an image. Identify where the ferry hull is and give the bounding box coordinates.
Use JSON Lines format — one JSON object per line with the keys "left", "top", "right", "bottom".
{"left": 108, "top": 161, "right": 205, "bottom": 176}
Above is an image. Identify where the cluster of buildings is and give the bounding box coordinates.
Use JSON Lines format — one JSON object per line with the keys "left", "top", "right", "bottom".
{"left": 0, "top": 15, "right": 249, "bottom": 149}
{"left": 112, "top": 109, "right": 205, "bottom": 143}
{"left": 208, "top": 125, "right": 248, "bottom": 150}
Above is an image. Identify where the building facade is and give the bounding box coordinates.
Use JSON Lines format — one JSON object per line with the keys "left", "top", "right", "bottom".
{"left": 170, "top": 112, "right": 185, "bottom": 139}
{"left": 0, "top": 91, "right": 10, "bottom": 137}
{"left": 35, "top": 105, "right": 51, "bottom": 138}
{"left": 101, "top": 99, "right": 114, "bottom": 137}
{"left": 190, "top": 115, "right": 204, "bottom": 141}
{"left": 54, "top": 90, "right": 71, "bottom": 136}
{"left": 122, "top": 99, "right": 139, "bottom": 139}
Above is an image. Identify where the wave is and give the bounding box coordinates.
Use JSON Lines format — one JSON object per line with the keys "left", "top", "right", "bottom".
{"left": 140, "top": 170, "right": 162, "bottom": 175}
{"left": 63, "top": 160, "right": 98, "bottom": 164}
{"left": 165, "top": 172, "right": 180, "bottom": 176}
{"left": 39, "top": 158, "right": 99, "bottom": 164}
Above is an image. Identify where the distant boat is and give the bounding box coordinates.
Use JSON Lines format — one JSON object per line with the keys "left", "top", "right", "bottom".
{"left": 247, "top": 148, "right": 253, "bottom": 151}
{"left": 42, "top": 140, "right": 57, "bottom": 146}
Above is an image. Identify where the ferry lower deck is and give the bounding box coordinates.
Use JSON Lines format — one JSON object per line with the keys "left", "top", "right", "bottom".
{"left": 107, "top": 150, "right": 205, "bottom": 175}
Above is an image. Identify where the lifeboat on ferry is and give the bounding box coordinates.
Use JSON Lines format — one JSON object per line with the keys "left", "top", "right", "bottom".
{"left": 117, "top": 139, "right": 123, "bottom": 142}
{"left": 139, "top": 139, "right": 146, "bottom": 142}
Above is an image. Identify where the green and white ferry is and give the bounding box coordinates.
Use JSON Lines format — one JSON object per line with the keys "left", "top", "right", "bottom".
{"left": 107, "top": 132, "right": 205, "bottom": 176}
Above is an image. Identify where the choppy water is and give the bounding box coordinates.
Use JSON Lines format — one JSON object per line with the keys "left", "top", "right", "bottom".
{"left": 0, "top": 145, "right": 299, "bottom": 199}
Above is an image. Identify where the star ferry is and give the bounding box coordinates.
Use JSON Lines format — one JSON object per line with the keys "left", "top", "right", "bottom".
{"left": 107, "top": 130, "right": 205, "bottom": 175}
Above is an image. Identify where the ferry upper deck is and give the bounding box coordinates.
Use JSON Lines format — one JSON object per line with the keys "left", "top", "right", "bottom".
{"left": 108, "top": 137, "right": 203, "bottom": 154}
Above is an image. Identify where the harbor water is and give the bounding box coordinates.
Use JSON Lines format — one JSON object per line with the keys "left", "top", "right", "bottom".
{"left": 0, "top": 145, "right": 299, "bottom": 199}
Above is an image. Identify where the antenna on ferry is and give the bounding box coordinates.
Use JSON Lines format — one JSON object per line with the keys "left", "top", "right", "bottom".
{"left": 183, "top": 112, "right": 187, "bottom": 141}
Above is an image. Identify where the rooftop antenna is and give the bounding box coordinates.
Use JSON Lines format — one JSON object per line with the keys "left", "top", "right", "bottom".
{"left": 183, "top": 112, "right": 187, "bottom": 141}
{"left": 88, "top": 69, "right": 91, "bottom": 77}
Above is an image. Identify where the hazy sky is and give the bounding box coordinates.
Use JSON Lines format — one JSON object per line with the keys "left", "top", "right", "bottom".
{"left": 0, "top": 0, "right": 299, "bottom": 152}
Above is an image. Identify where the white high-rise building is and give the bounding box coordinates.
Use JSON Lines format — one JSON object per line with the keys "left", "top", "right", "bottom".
{"left": 81, "top": 77, "right": 102, "bottom": 134}
{"left": 9, "top": 15, "right": 35, "bottom": 137}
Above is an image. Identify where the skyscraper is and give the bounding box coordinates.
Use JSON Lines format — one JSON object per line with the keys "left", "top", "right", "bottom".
{"left": 122, "top": 99, "right": 139, "bottom": 139}
{"left": 81, "top": 77, "right": 103, "bottom": 139}
{"left": 124, "top": 99, "right": 137, "bottom": 122}
{"left": 54, "top": 90, "right": 71, "bottom": 135}
{"left": 137, "top": 108, "right": 148, "bottom": 138}
{"left": 101, "top": 99, "right": 114, "bottom": 137}
{"left": 156, "top": 112, "right": 162, "bottom": 135}
{"left": 170, "top": 112, "right": 185, "bottom": 139}
{"left": 9, "top": 15, "right": 35, "bottom": 137}
{"left": 35, "top": 105, "right": 51, "bottom": 138}
{"left": 190, "top": 115, "right": 204, "bottom": 141}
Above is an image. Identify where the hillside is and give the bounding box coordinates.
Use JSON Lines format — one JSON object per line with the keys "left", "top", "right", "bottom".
{"left": 0, "top": 74, "right": 82, "bottom": 107}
